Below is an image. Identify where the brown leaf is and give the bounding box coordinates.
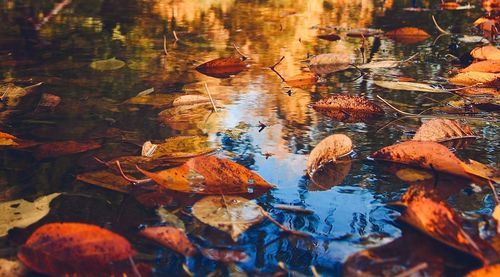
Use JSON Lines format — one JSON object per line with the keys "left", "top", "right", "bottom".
{"left": 307, "top": 134, "right": 352, "bottom": 174}
{"left": 385, "top": 27, "right": 430, "bottom": 44}
{"left": 195, "top": 57, "right": 247, "bottom": 78}
{"left": 308, "top": 53, "right": 352, "bottom": 74}
{"left": 317, "top": 33, "right": 340, "bottom": 41}
{"left": 76, "top": 170, "right": 132, "bottom": 193}
{"left": 33, "top": 140, "right": 101, "bottom": 160}
{"left": 471, "top": 45, "right": 500, "bottom": 60}
{"left": 137, "top": 155, "right": 273, "bottom": 195}
{"left": 441, "top": 2, "right": 461, "bottom": 9}
{"left": 399, "top": 196, "right": 488, "bottom": 263}
{"left": 448, "top": 72, "right": 500, "bottom": 86}
{"left": 467, "top": 265, "right": 500, "bottom": 277}
{"left": 308, "top": 160, "right": 351, "bottom": 191}
{"left": 37, "top": 93, "right": 61, "bottom": 109}
{"left": 140, "top": 226, "right": 197, "bottom": 256}
{"left": 200, "top": 248, "right": 249, "bottom": 262}
{"left": 285, "top": 72, "right": 318, "bottom": 87}
{"left": 313, "top": 95, "right": 384, "bottom": 122}
{"left": 171, "top": 95, "right": 210, "bottom": 107}
{"left": 460, "top": 60, "right": 500, "bottom": 73}
{"left": 18, "top": 223, "right": 134, "bottom": 275}
{"left": 346, "top": 28, "right": 383, "bottom": 37}
{"left": 413, "top": 118, "right": 477, "bottom": 144}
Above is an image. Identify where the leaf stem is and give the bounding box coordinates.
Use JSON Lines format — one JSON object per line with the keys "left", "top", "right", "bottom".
{"left": 203, "top": 82, "right": 218, "bottom": 113}
{"left": 233, "top": 43, "right": 248, "bottom": 60}
{"left": 114, "top": 161, "right": 151, "bottom": 184}
{"left": 259, "top": 207, "right": 310, "bottom": 237}
{"left": 432, "top": 15, "right": 450, "bottom": 34}
{"left": 377, "top": 95, "right": 418, "bottom": 116}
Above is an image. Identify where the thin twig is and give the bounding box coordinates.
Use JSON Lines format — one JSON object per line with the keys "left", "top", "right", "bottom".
{"left": 163, "top": 35, "right": 168, "bottom": 55}
{"left": 23, "top": 82, "right": 43, "bottom": 90}
{"left": 394, "top": 263, "right": 428, "bottom": 277}
{"left": 488, "top": 180, "right": 500, "bottom": 205}
{"left": 128, "top": 256, "right": 142, "bottom": 277}
{"left": 259, "top": 207, "right": 310, "bottom": 237}
{"left": 274, "top": 204, "right": 314, "bottom": 214}
{"left": 377, "top": 95, "right": 418, "bottom": 116}
{"left": 233, "top": 43, "right": 248, "bottom": 60}
{"left": 310, "top": 266, "right": 321, "bottom": 277}
{"left": 270, "top": 56, "right": 285, "bottom": 70}
{"left": 173, "top": 30, "right": 179, "bottom": 41}
{"left": 402, "top": 53, "right": 419, "bottom": 62}
{"left": 432, "top": 15, "right": 450, "bottom": 34}
{"left": 115, "top": 161, "right": 151, "bottom": 184}
{"left": 203, "top": 82, "right": 218, "bottom": 113}
{"left": 347, "top": 63, "right": 366, "bottom": 82}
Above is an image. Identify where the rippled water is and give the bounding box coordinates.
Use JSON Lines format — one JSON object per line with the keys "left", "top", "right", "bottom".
{"left": 0, "top": 0, "right": 499, "bottom": 276}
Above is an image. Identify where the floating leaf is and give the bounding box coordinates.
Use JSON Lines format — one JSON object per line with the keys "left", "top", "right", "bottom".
{"left": 308, "top": 160, "right": 351, "bottom": 191}
{"left": 346, "top": 28, "right": 383, "bottom": 37}
{"left": 33, "top": 140, "right": 101, "bottom": 160}
{"left": 141, "top": 136, "right": 217, "bottom": 160}
{"left": 137, "top": 155, "right": 274, "bottom": 195}
{"left": 467, "top": 265, "right": 500, "bottom": 277}
{"left": 18, "top": 223, "right": 134, "bottom": 275}
{"left": 140, "top": 226, "right": 197, "bottom": 256}
{"left": 307, "top": 134, "right": 352, "bottom": 175}
{"left": 308, "top": 53, "right": 352, "bottom": 74}
{"left": 357, "top": 60, "right": 401, "bottom": 69}
{"left": 76, "top": 170, "right": 132, "bottom": 193}
{"left": 90, "top": 58, "right": 125, "bottom": 71}
{"left": 413, "top": 118, "right": 477, "bottom": 144}
{"left": 0, "top": 193, "right": 60, "bottom": 237}
{"left": 460, "top": 60, "right": 500, "bottom": 73}
{"left": 385, "top": 27, "right": 430, "bottom": 44}
{"left": 449, "top": 72, "right": 500, "bottom": 86}
{"left": 493, "top": 205, "right": 500, "bottom": 234}
{"left": 285, "top": 72, "right": 318, "bottom": 87}
{"left": 200, "top": 248, "right": 249, "bottom": 262}
{"left": 374, "top": 80, "right": 446, "bottom": 93}
{"left": 172, "top": 95, "right": 210, "bottom": 107}
{"left": 441, "top": 2, "right": 460, "bottom": 9}
{"left": 192, "top": 196, "right": 264, "bottom": 241}
{"left": 156, "top": 207, "right": 185, "bottom": 230}
{"left": 195, "top": 57, "right": 247, "bottom": 78}
{"left": 317, "top": 33, "right": 340, "bottom": 41}
{"left": 313, "top": 95, "right": 384, "bottom": 122}
{"left": 0, "top": 132, "right": 18, "bottom": 146}
{"left": 0, "top": 84, "right": 30, "bottom": 107}
{"left": 399, "top": 195, "right": 488, "bottom": 263}
{"left": 471, "top": 45, "right": 500, "bottom": 60}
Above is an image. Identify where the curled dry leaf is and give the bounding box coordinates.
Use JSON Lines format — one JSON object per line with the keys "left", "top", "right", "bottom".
{"left": 18, "top": 223, "right": 134, "bottom": 275}
{"left": 195, "top": 57, "right": 247, "bottom": 78}
{"left": 460, "top": 60, "right": 500, "bottom": 73}
{"left": 413, "top": 118, "right": 477, "bottom": 143}
{"left": 136, "top": 155, "right": 273, "bottom": 195}
{"left": 200, "top": 248, "right": 249, "bottom": 262}
{"left": 306, "top": 134, "right": 352, "bottom": 175}
{"left": 374, "top": 80, "right": 446, "bottom": 93}
{"left": 399, "top": 196, "right": 488, "bottom": 263}
{"left": 192, "top": 196, "right": 264, "bottom": 241}
{"left": 448, "top": 72, "right": 500, "bottom": 86}
{"left": 313, "top": 95, "right": 384, "bottom": 123}
{"left": 317, "top": 33, "right": 340, "bottom": 41}
{"left": 467, "top": 265, "right": 500, "bottom": 277}
{"left": 385, "top": 27, "right": 430, "bottom": 44}
{"left": 140, "top": 226, "right": 197, "bottom": 256}
{"left": 0, "top": 193, "right": 61, "bottom": 237}
{"left": 90, "top": 57, "right": 125, "bottom": 71}
{"left": 470, "top": 45, "right": 500, "bottom": 60}
{"left": 33, "top": 140, "right": 101, "bottom": 160}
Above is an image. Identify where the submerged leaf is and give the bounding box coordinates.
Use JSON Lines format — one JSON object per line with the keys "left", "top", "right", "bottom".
{"left": 172, "top": 95, "right": 210, "bottom": 107}
{"left": 0, "top": 193, "right": 61, "bottom": 237}
{"left": 90, "top": 58, "right": 125, "bottom": 71}
{"left": 33, "top": 140, "right": 101, "bottom": 160}
{"left": 308, "top": 53, "right": 352, "bottom": 74}
{"left": 374, "top": 81, "right": 446, "bottom": 93}
{"left": 317, "top": 33, "right": 340, "bottom": 41}
{"left": 357, "top": 60, "right": 401, "bottom": 69}
{"left": 413, "top": 118, "right": 477, "bottom": 143}
{"left": 307, "top": 134, "right": 352, "bottom": 175}
{"left": 285, "top": 72, "right": 318, "bottom": 87}
{"left": 192, "top": 196, "right": 264, "bottom": 241}
{"left": 18, "top": 223, "right": 134, "bottom": 275}
{"left": 140, "top": 226, "right": 197, "bottom": 256}
{"left": 308, "top": 160, "right": 351, "bottom": 191}
{"left": 137, "top": 155, "right": 273, "bottom": 195}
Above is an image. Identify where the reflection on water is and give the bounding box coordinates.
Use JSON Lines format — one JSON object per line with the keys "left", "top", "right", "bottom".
{"left": 0, "top": 0, "right": 498, "bottom": 275}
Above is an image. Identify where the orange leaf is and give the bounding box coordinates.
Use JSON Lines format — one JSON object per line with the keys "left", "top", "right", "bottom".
{"left": 441, "top": 2, "right": 460, "bottom": 9}
{"left": 385, "top": 27, "right": 430, "bottom": 44}
{"left": 33, "top": 140, "right": 101, "bottom": 160}
{"left": 313, "top": 95, "right": 384, "bottom": 122}
{"left": 140, "top": 226, "right": 197, "bottom": 256}
{"left": 18, "top": 223, "right": 134, "bottom": 275}
{"left": 460, "top": 60, "right": 500, "bottom": 73}
{"left": 136, "top": 155, "right": 273, "bottom": 194}
{"left": 285, "top": 72, "right": 318, "bottom": 87}
{"left": 413, "top": 118, "right": 477, "bottom": 143}
{"left": 448, "top": 72, "right": 500, "bottom": 86}
{"left": 471, "top": 45, "right": 500, "bottom": 60}
{"left": 195, "top": 57, "right": 247, "bottom": 78}
{"left": 467, "top": 265, "right": 500, "bottom": 277}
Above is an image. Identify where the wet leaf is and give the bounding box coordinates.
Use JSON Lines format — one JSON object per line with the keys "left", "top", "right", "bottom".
{"left": 76, "top": 170, "right": 132, "bottom": 193}
{"left": 0, "top": 259, "right": 27, "bottom": 277}
{"left": 317, "top": 33, "right": 340, "bottom": 41}
{"left": 308, "top": 53, "right": 352, "bottom": 74}
{"left": 285, "top": 72, "right": 318, "bottom": 87}
{"left": 158, "top": 103, "right": 213, "bottom": 130}
{"left": 374, "top": 80, "right": 446, "bottom": 93}
{"left": 471, "top": 45, "right": 500, "bottom": 60}
{"left": 399, "top": 196, "right": 488, "bottom": 263}
{"left": 385, "top": 27, "right": 431, "bottom": 44}
{"left": 460, "top": 60, "right": 500, "bottom": 73}
{"left": 448, "top": 72, "right": 500, "bottom": 86}
{"left": 192, "top": 196, "right": 264, "bottom": 241}
{"left": 140, "top": 226, "right": 197, "bottom": 256}
{"left": 156, "top": 207, "right": 185, "bottom": 230}
{"left": 124, "top": 94, "right": 173, "bottom": 108}
{"left": 313, "top": 95, "right": 384, "bottom": 122}
{"left": 493, "top": 205, "right": 500, "bottom": 234}
{"left": 307, "top": 134, "right": 352, "bottom": 175}
{"left": 137, "top": 155, "right": 274, "bottom": 195}
{"left": 89, "top": 58, "right": 125, "bottom": 71}
{"left": 467, "top": 265, "right": 500, "bottom": 277}
{"left": 172, "top": 95, "right": 210, "bottom": 107}
{"left": 0, "top": 193, "right": 61, "bottom": 237}
{"left": 195, "top": 57, "right": 247, "bottom": 78}
{"left": 141, "top": 136, "right": 217, "bottom": 160}
{"left": 200, "top": 248, "right": 249, "bottom": 262}
{"left": 33, "top": 140, "right": 101, "bottom": 160}
{"left": 308, "top": 160, "right": 351, "bottom": 191}
{"left": 0, "top": 132, "right": 18, "bottom": 146}
{"left": 357, "top": 60, "right": 401, "bottom": 69}
{"left": 18, "top": 223, "right": 134, "bottom": 275}
{"left": 413, "top": 118, "right": 477, "bottom": 143}
{"left": 346, "top": 28, "right": 383, "bottom": 37}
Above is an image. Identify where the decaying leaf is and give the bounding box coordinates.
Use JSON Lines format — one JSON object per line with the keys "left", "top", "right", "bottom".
{"left": 374, "top": 81, "right": 446, "bottom": 93}
{"left": 0, "top": 193, "right": 61, "bottom": 237}
{"left": 137, "top": 155, "right": 274, "bottom": 195}
{"left": 76, "top": 170, "right": 132, "bottom": 193}
{"left": 192, "top": 196, "right": 264, "bottom": 241}
{"left": 308, "top": 53, "right": 352, "bottom": 74}
{"left": 460, "top": 60, "right": 500, "bottom": 73}
{"left": 385, "top": 27, "right": 431, "bottom": 44}
{"left": 140, "top": 226, "right": 197, "bottom": 256}
{"left": 312, "top": 95, "right": 384, "bottom": 122}
{"left": 0, "top": 259, "right": 27, "bottom": 277}
{"left": 448, "top": 72, "right": 500, "bottom": 86}
{"left": 399, "top": 196, "right": 488, "bottom": 263}
{"left": 33, "top": 140, "right": 101, "bottom": 160}
{"left": 467, "top": 265, "right": 500, "bottom": 277}
{"left": 0, "top": 84, "right": 30, "bottom": 107}
{"left": 413, "top": 118, "right": 477, "bottom": 143}
{"left": 141, "top": 136, "right": 217, "bottom": 160}
{"left": 195, "top": 57, "right": 247, "bottom": 78}
{"left": 317, "top": 33, "right": 340, "bottom": 41}
{"left": 18, "top": 223, "right": 134, "bottom": 275}
{"left": 470, "top": 45, "right": 500, "bottom": 60}
{"left": 307, "top": 134, "right": 352, "bottom": 175}
{"left": 200, "top": 248, "right": 249, "bottom": 262}
{"left": 90, "top": 58, "right": 125, "bottom": 71}
{"left": 0, "top": 132, "right": 18, "bottom": 146}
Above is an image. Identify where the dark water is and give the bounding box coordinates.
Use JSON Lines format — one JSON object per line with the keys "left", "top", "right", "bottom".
{"left": 0, "top": 0, "right": 499, "bottom": 276}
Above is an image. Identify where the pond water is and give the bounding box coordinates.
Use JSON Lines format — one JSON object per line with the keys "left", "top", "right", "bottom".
{"left": 0, "top": 0, "right": 499, "bottom": 276}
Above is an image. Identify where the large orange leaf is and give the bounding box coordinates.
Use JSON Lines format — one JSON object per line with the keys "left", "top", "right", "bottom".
{"left": 18, "top": 223, "right": 134, "bottom": 275}
{"left": 460, "top": 60, "right": 500, "bottom": 73}
{"left": 471, "top": 45, "right": 500, "bottom": 60}
{"left": 137, "top": 155, "right": 274, "bottom": 194}
{"left": 448, "top": 72, "right": 500, "bottom": 86}
{"left": 140, "top": 226, "right": 197, "bottom": 256}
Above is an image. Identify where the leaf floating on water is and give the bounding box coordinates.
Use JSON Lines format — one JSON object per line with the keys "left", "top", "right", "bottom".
{"left": 467, "top": 265, "right": 500, "bottom": 277}
{"left": 374, "top": 80, "right": 447, "bottom": 93}
{"left": 195, "top": 57, "right": 247, "bottom": 78}
{"left": 460, "top": 60, "right": 500, "bottom": 73}
{"left": 192, "top": 196, "right": 264, "bottom": 241}
{"left": 140, "top": 226, "right": 197, "bottom": 256}
{"left": 285, "top": 72, "right": 318, "bottom": 87}
{"left": 470, "top": 45, "right": 500, "bottom": 60}
{"left": 18, "top": 223, "right": 134, "bottom": 275}
{"left": 90, "top": 57, "right": 125, "bottom": 71}
{"left": 140, "top": 136, "right": 217, "bottom": 160}
{"left": 33, "top": 140, "right": 101, "bottom": 160}
{"left": 448, "top": 72, "right": 500, "bottom": 86}
{"left": 76, "top": 170, "right": 132, "bottom": 193}
{"left": 307, "top": 134, "right": 352, "bottom": 175}
{"left": 0, "top": 193, "right": 61, "bottom": 237}
{"left": 308, "top": 53, "right": 352, "bottom": 69}
{"left": 200, "top": 248, "right": 249, "bottom": 262}
{"left": 136, "top": 155, "right": 274, "bottom": 195}
{"left": 440, "top": 2, "right": 460, "bottom": 9}
{"left": 385, "top": 27, "right": 431, "bottom": 44}
{"left": 313, "top": 95, "right": 384, "bottom": 122}
{"left": 413, "top": 118, "right": 478, "bottom": 144}
{"left": 172, "top": 95, "right": 210, "bottom": 107}
{"left": 346, "top": 28, "right": 383, "bottom": 37}
{"left": 317, "top": 33, "right": 340, "bottom": 41}
{"left": 357, "top": 60, "right": 401, "bottom": 69}
{"left": 156, "top": 207, "right": 186, "bottom": 230}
